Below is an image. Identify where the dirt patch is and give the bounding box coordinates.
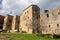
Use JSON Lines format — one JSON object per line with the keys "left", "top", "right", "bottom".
{"left": 0, "top": 36, "right": 8, "bottom": 40}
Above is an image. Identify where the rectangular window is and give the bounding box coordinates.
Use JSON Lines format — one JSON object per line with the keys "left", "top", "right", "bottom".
{"left": 44, "top": 10, "right": 48, "bottom": 13}
{"left": 47, "top": 14, "right": 49, "bottom": 17}
{"left": 58, "top": 12, "right": 60, "bottom": 15}
{"left": 57, "top": 24, "right": 59, "bottom": 27}
{"left": 9, "top": 20, "right": 12, "bottom": 23}
{"left": 49, "top": 25, "right": 50, "bottom": 28}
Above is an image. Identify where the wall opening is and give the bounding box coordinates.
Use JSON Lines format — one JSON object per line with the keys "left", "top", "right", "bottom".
{"left": 28, "top": 17, "right": 29, "bottom": 19}
{"left": 58, "top": 12, "right": 60, "bottom": 15}
{"left": 33, "top": 29, "right": 35, "bottom": 33}
{"left": 35, "top": 9, "right": 37, "bottom": 12}
{"left": 44, "top": 10, "right": 48, "bottom": 13}
{"left": 27, "top": 11, "right": 29, "bottom": 13}
{"left": 57, "top": 24, "right": 59, "bottom": 27}
{"left": 25, "top": 12, "right": 26, "bottom": 14}
{"left": 47, "top": 14, "right": 49, "bottom": 17}
{"left": 17, "top": 21, "right": 19, "bottom": 24}
{"left": 9, "top": 20, "right": 12, "bottom": 23}
{"left": 49, "top": 25, "right": 50, "bottom": 28}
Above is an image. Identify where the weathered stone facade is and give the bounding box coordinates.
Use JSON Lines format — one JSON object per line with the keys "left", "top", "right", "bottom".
{"left": 3, "top": 15, "right": 20, "bottom": 33}
{"left": 40, "top": 8, "right": 60, "bottom": 34}
{"left": 20, "top": 5, "right": 40, "bottom": 34}
{"left": 11, "top": 15, "right": 20, "bottom": 33}
{"left": 1, "top": 5, "right": 60, "bottom": 34}
{"left": 3, "top": 15, "right": 13, "bottom": 32}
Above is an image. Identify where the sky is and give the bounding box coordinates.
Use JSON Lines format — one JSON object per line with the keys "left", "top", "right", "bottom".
{"left": 0, "top": 0, "right": 60, "bottom": 16}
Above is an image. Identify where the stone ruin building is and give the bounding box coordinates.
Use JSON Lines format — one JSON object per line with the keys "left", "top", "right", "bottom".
{"left": 0, "top": 5, "right": 60, "bottom": 34}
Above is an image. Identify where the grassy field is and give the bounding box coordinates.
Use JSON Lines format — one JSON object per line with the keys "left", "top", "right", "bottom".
{"left": 0, "top": 33, "right": 60, "bottom": 40}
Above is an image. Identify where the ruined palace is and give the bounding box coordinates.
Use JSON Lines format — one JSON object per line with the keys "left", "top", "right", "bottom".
{"left": 0, "top": 5, "right": 60, "bottom": 34}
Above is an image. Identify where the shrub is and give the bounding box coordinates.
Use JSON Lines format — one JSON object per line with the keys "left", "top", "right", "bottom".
{"left": 53, "top": 34, "right": 60, "bottom": 38}
{"left": 36, "top": 34, "right": 53, "bottom": 38}
{"left": 22, "top": 31, "right": 27, "bottom": 33}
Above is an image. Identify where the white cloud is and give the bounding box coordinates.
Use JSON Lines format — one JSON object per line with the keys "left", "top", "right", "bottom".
{"left": 2, "top": 0, "right": 42, "bottom": 15}
{"left": 56, "top": 1, "right": 60, "bottom": 6}
{"left": 2, "top": 0, "right": 42, "bottom": 9}
{"left": 2, "top": 0, "right": 10, "bottom": 9}
{"left": 29, "top": 0, "right": 42, "bottom": 4}
{"left": 0, "top": 0, "right": 60, "bottom": 15}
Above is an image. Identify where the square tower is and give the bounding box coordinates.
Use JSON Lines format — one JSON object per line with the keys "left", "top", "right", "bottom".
{"left": 21, "top": 5, "right": 40, "bottom": 34}
{"left": 11, "top": 15, "right": 20, "bottom": 33}
{"left": 3, "top": 15, "right": 13, "bottom": 32}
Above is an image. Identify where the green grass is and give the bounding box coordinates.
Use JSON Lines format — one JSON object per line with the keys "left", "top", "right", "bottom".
{"left": 0, "top": 33, "right": 60, "bottom": 40}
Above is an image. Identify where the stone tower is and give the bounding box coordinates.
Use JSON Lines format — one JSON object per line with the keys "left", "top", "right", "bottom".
{"left": 10, "top": 15, "right": 20, "bottom": 33}
{"left": 3, "top": 15, "right": 13, "bottom": 32}
{"left": 20, "top": 5, "right": 40, "bottom": 34}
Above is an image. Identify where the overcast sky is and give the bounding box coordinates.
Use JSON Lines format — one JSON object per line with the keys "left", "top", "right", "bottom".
{"left": 0, "top": 0, "right": 60, "bottom": 16}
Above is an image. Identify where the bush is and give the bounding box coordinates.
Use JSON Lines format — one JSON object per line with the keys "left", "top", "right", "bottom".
{"left": 22, "top": 31, "right": 27, "bottom": 33}
{"left": 36, "top": 34, "right": 53, "bottom": 38}
{"left": 53, "top": 34, "right": 60, "bottom": 38}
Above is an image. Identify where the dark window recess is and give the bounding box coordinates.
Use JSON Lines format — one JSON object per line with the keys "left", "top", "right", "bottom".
{"left": 27, "top": 11, "right": 29, "bottom": 13}
{"left": 44, "top": 10, "right": 48, "bottom": 13}
{"left": 37, "top": 17, "right": 38, "bottom": 19}
{"left": 28, "top": 17, "right": 29, "bottom": 19}
{"left": 17, "top": 21, "right": 19, "bottom": 24}
{"left": 33, "top": 29, "right": 35, "bottom": 33}
{"left": 8, "top": 25, "right": 11, "bottom": 30}
{"left": 37, "top": 28, "right": 39, "bottom": 33}
{"left": 9, "top": 20, "right": 12, "bottom": 23}
{"left": 49, "top": 25, "right": 50, "bottom": 28}
{"left": 57, "top": 24, "right": 59, "bottom": 27}
{"left": 0, "top": 26, "right": 3, "bottom": 29}
{"left": 8, "top": 24, "right": 10, "bottom": 26}
{"left": 8, "top": 24, "right": 11, "bottom": 30}
{"left": 58, "top": 12, "right": 60, "bottom": 15}
{"left": 34, "top": 9, "right": 37, "bottom": 13}
{"left": 17, "top": 29, "right": 19, "bottom": 32}
{"left": 0, "top": 21, "right": 1, "bottom": 24}
{"left": 0, "top": 20, "right": 3, "bottom": 25}
{"left": 47, "top": 14, "right": 49, "bottom": 17}
{"left": 1, "top": 21, "right": 3, "bottom": 25}
{"left": 26, "top": 24, "right": 27, "bottom": 26}
{"left": 25, "top": 12, "right": 26, "bottom": 14}
{"left": 35, "top": 10, "right": 37, "bottom": 12}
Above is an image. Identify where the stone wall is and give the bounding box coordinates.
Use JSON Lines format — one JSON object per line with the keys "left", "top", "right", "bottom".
{"left": 20, "top": 5, "right": 40, "bottom": 34}
{"left": 0, "top": 15, "right": 4, "bottom": 31}
{"left": 3, "top": 15, "right": 13, "bottom": 32}
{"left": 40, "top": 8, "right": 60, "bottom": 34}
{"left": 1, "top": 5, "right": 60, "bottom": 34}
